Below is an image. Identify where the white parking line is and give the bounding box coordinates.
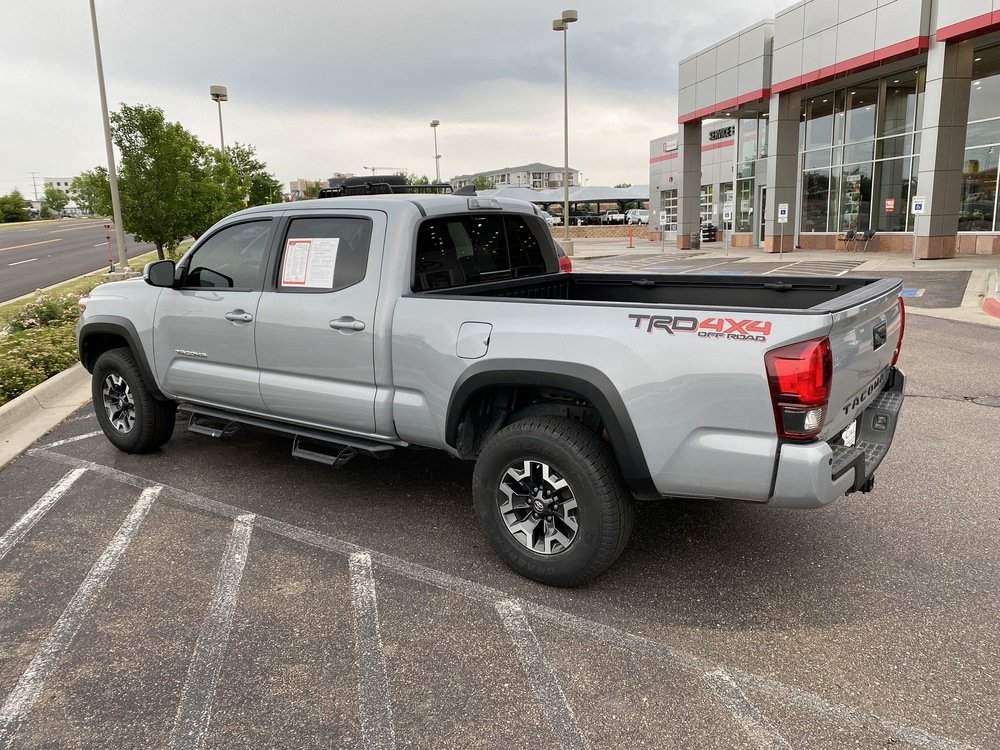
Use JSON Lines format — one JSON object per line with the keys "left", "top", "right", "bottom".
{"left": 7, "top": 258, "right": 37, "bottom": 266}
{"left": 349, "top": 552, "right": 396, "bottom": 750}
{"left": 704, "top": 669, "right": 792, "bottom": 750}
{"left": 40, "top": 431, "right": 102, "bottom": 449}
{"left": 496, "top": 600, "right": 589, "bottom": 750}
{"left": 0, "top": 468, "right": 87, "bottom": 563}
{"left": 25, "top": 448, "right": 981, "bottom": 750}
{"left": 171, "top": 513, "right": 255, "bottom": 750}
{"left": 0, "top": 486, "right": 160, "bottom": 749}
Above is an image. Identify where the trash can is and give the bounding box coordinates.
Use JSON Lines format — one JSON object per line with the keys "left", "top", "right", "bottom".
{"left": 689, "top": 231, "right": 701, "bottom": 249}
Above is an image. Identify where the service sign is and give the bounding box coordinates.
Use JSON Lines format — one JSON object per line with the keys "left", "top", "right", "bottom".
{"left": 885, "top": 197, "right": 896, "bottom": 213}
{"left": 912, "top": 196, "right": 927, "bottom": 215}
{"left": 777, "top": 203, "right": 789, "bottom": 224}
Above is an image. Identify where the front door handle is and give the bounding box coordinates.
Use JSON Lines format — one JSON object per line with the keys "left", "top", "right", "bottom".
{"left": 224, "top": 310, "right": 253, "bottom": 323}
{"left": 329, "top": 316, "right": 366, "bottom": 332}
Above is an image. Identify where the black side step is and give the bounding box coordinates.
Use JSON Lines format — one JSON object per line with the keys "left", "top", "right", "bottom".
{"left": 178, "top": 404, "right": 396, "bottom": 466}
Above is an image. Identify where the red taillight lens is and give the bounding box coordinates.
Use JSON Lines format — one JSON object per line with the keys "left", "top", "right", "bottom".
{"left": 765, "top": 337, "right": 832, "bottom": 439}
{"left": 558, "top": 255, "right": 573, "bottom": 273}
{"left": 892, "top": 296, "right": 905, "bottom": 366}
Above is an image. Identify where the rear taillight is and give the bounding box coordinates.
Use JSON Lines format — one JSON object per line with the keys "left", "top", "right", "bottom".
{"left": 558, "top": 255, "right": 573, "bottom": 273}
{"left": 892, "top": 296, "right": 905, "bottom": 366}
{"left": 765, "top": 337, "right": 833, "bottom": 439}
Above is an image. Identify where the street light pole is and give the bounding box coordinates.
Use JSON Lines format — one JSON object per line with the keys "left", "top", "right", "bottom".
{"left": 430, "top": 120, "right": 441, "bottom": 183}
{"left": 210, "top": 85, "right": 228, "bottom": 153}
{"left": 553, "top": 9, "right": 578, "bottom": 253}
{"left": 88, "top": 0, "right": 129, "bottom": 271}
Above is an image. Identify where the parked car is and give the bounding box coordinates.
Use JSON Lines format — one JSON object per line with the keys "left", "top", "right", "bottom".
{"left": 625, "top": 209, "right": 649, "bottom": 225}
{"left": 601, "top": 210, "right": 626, "bottom": 224}
{"left": 538, "top": 210, "right": 560, "bottom": 227}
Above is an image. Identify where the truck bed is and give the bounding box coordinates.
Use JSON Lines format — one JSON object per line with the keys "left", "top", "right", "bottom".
{"left": 422, "top": 272, "right": 901, "bottom": 312}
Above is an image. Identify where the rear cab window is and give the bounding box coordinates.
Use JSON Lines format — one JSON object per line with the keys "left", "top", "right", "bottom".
{"left": 413, "top": 212, "right": 558, "bottom": 292}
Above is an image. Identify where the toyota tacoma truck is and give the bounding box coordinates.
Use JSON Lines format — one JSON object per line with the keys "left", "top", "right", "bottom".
{"left": 77, "top": 194, "right": 906, "bottom": 586}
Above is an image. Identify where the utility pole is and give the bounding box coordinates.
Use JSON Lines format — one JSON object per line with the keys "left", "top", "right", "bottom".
{"left": 29, "top": 172, "right": 39, "bottom": 201}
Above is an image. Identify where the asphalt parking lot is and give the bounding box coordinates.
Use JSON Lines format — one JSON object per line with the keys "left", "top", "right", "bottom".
{"left": 1, "top": 319, "right": 998, "bottom": 749}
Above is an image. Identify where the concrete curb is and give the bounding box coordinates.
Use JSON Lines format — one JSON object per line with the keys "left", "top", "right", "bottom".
{"left": 0, "top": 363, "right": 92, "bottom": 471}
{"left": 984, "top": 269, "right": 1000, "bottom": 319}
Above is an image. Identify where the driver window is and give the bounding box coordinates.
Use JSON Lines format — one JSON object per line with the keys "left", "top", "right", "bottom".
{"left": 184, "top": 220, "right": 271, "bottom": 289}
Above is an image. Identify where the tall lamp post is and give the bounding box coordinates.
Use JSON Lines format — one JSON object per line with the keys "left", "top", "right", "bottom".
{"left": 88, "top": 0, "right": 129, "bottom": 272}
{"left": 552, "top": 9, "right": 578, "bottom": 253}
{"left": 210, "top": 85, "right": 228, "bottom": 153}
{"left": 430, "top": 120, "right": 441, "bottom": 183}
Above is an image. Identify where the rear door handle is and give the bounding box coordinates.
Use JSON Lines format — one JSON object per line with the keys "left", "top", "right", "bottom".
{"left": 224, "top": 310, "right": 253, "bottom": 323}
{"left": 329, "top": 316, "right": 366, "bottom": 332}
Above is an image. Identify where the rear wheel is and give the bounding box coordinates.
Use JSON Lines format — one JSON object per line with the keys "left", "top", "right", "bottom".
{"left": 472, "top": 417, "right": 633, "bottom": 586}
{"left": 92, "top": 347, "right": 176, "bottom": 453}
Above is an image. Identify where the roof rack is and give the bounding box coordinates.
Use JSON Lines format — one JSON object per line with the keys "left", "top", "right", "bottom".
{"left": 317, "top": 175, "right": 474, "bottom": 198}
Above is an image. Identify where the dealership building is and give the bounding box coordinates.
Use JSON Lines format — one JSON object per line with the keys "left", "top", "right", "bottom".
{"left": 649, "top": 0, "right": 1000, "bottom": 257}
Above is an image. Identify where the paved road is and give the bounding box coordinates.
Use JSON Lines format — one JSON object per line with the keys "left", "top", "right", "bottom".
{"left": 0, "top": 316, "right": 997, "bottom": 749}
{"left": 0, "top": 221, "right": 156, "bottom": 302}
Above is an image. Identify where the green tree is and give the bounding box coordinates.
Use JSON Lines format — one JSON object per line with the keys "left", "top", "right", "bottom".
{"left": 472, "top": 175, "right": 496, "bottom": 190}
{"left": 111, "top": 103, "right": 242, "bottom": 260}
{"left": 614, "top": 182, "right": 632, "bottom": 188}
{"left": 302, "top": 180, "right": 323, "bottom": 199}
{"left": 70, "top": 168, "right": 112, "bottom": 216}
{"left": 43, "top": 185, "right": 69, "bottom": 214}
{"left": 226, "top": 142, "right": 283, "bottom": 206}
{"left": 0, "top": 189, "right": 30, "bottom": 222}
{"left": 403, "top": 173, "right": 430, "bottom": 186}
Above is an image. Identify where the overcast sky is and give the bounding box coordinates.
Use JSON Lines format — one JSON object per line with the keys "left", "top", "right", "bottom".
{"left": 1, "top": 0, "right": 785, "bottom": 197}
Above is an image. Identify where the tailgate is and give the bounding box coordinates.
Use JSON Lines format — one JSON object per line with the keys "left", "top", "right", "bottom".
{"left": 815, "top": 277, "right": 903, "bottom": 440}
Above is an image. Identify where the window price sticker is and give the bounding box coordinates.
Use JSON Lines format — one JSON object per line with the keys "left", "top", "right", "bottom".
{"left": 280, "top": 237, "right": 339, "bottom": 288}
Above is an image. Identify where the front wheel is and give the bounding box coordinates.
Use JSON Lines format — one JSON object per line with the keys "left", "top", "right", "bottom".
{"left": 472, "top": 417, "right": 634, "bottom": 586}
{"left": 92, "top": 347, "right": 176, "bottom": 453}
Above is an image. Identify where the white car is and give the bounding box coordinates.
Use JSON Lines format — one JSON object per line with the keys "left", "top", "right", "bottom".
{"left": 539, "top": 210, "right": 560, "bottom": 227}
{"left": 626, "top": 209, "right": 649, "bottom": 225}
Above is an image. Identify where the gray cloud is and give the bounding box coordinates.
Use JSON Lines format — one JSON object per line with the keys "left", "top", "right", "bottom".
{"left": 1, "top": 0, "right": 784, "bottom": 192}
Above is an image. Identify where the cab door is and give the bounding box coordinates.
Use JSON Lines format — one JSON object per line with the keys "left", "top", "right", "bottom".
{"left": 254, "top": 212, "right": 385, "bottom": 435}
{"left": 152, "top": 218, "right": 274, "bottom": 413}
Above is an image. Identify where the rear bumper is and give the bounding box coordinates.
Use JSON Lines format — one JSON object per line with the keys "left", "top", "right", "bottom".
{"left": 768, "top": 367, "right": 906, "bottom": 509}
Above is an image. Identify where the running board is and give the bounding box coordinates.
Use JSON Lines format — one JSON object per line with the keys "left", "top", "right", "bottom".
{"left": 178, "top": 404, "right": 396, "bottom": 466}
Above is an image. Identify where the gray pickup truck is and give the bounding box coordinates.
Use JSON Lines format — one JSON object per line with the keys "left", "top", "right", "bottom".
{"left": 77, "top": 194, "right": 906, "bottom": 585}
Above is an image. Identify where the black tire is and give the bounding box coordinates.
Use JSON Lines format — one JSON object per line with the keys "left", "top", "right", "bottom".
{"left": 92, "top": 347, "right": 176, "bottom": 453}
{"left": 472, "top": 417, "right": 634, "bottom": 586}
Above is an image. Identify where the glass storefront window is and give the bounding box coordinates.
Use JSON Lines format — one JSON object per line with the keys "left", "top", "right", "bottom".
{"left": 969, "top": 46, "right": 1000, "bottom": 122}
{"left": 736, "top": 178, "right": 754, "bottom": 232}
{"left": 838, "top": 162, "right": 873, "bottom": 232}
{"left": 759, "top": 116, "right": 769, "bottom": 158}
{"left": 873, "top": 157, "right": 913, "bottom": 232}
{"left": 844, "top": 140, "right": 875, "bottom": 165}
{"left": 959, "top": 146, "right": 997, "bottom": 231}
{"left": 802, "top": 169, "right": 832, "bottom": 232}
{"left": 882, "top": 72, "right": 919, "bottom": 136}
{"left": 845, "top": 86, "right": 878, "bottom": 143}
{"left": 805, "top": 95, "right": 836, "bottom": 149}
{"left": 804, "top": 149, "right": 831, "bottom": 169}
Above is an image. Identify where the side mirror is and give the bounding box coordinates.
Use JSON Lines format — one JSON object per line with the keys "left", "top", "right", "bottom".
{"left": 144, "top": 259, "right": 176, "bottom": 288}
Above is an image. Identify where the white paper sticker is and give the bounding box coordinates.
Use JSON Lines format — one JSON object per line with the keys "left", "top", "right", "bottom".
{"left": 280, "top": 237, "right": 340, "bottom": 288}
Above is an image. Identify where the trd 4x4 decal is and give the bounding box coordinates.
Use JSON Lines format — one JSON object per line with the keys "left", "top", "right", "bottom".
{"left": 628, "top": 314, "right": 772, "bottom": 342}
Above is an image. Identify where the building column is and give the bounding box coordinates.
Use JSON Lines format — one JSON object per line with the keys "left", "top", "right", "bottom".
{"left": 763, "top": 90, "right": 801, "bottom": 253}
{"left": 676, "top": 121, "right": 702, "bottom": 249}
{"left": 914, "top": 39, "right": 974, "bottom": 259}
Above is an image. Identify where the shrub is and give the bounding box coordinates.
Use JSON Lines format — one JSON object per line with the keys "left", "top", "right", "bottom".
{"left": 0, "top": 325, "right": 79, "bottom": 405}
{"left": 4, "top": 291, "right": 83, "bottom": 333}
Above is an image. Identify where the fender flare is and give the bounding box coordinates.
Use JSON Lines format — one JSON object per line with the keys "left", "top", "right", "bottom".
{"left": 447, "top": 359, "right": 658, "bottom": 501}
{"left": 78, "top": 316, "right": 167, "bottom": 400}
